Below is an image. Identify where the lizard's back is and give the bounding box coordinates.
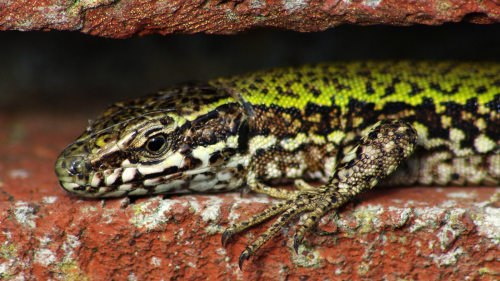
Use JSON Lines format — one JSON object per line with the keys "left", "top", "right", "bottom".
{"left": 212, "top": 61, "right": 499, "bottom": 186}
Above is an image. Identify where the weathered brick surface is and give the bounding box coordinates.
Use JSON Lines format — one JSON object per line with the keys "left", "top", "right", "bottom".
{"left": 1, "top": 111, "right": 499, "bottom": 280}
{"left": 0, "top": 0, "right": 499, "bottom": 38}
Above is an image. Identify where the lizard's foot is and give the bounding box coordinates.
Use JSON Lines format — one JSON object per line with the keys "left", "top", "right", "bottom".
{"left": 222, "top": 189, "right": 341, "bottom": 269}
{"left": 223, "top": 120, "right": 417, "bottom": 269}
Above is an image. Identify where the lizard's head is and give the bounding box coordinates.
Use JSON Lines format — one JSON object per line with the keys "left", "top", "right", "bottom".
{"left": 55, "top": 84, "right": 247, "bottom": 198}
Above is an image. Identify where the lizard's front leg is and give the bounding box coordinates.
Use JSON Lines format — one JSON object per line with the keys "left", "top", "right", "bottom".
{"left": 222, "top": 120, "right": 418, "bottom": 269}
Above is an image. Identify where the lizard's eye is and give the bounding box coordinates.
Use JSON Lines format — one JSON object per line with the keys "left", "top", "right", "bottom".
{"left": 145, "top": 134, "right": 168, "bottom": 155}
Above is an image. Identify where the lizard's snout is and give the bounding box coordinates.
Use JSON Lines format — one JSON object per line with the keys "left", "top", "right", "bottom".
{"left": 54, "top": 143, "right": 93, "bottom": 196}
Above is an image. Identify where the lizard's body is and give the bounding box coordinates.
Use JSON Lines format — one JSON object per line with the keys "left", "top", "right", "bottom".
{"left": 55, "top": 61, "right": 499, "bottom": 267}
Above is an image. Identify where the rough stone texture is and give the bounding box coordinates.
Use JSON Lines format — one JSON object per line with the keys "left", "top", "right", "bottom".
{"left": 0, "top": 0, "right": 499, "bottom": 38}
{"left": 1, "top": 111, "right": 499, "bottom": 280}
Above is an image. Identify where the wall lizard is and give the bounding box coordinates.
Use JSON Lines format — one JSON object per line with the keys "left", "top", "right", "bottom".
{"left": 54, "top": 61, "right": 499, "bottom": 268}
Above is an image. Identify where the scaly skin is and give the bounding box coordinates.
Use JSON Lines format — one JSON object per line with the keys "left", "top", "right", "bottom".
{"left": 55, "top": 61, "right": 500, "bottom": 269}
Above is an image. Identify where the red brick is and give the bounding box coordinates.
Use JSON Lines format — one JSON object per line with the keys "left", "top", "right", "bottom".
{"left": 0, "top": 0, "right": 499, "bottom": 38}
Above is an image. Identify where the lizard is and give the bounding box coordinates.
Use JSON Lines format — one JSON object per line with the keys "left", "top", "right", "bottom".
{"left": 54, "top": 61, "right": 500, "bottom": 269}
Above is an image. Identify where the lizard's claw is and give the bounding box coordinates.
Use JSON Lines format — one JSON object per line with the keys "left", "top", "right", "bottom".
{"left": 293, "top": 235, "right": 302, "bottom": 253}
{"left": 221, "top": 228, "right": 234, "bottom": 246}
{"left": 239, "top": 249, "right": 250, "bottom": 270}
